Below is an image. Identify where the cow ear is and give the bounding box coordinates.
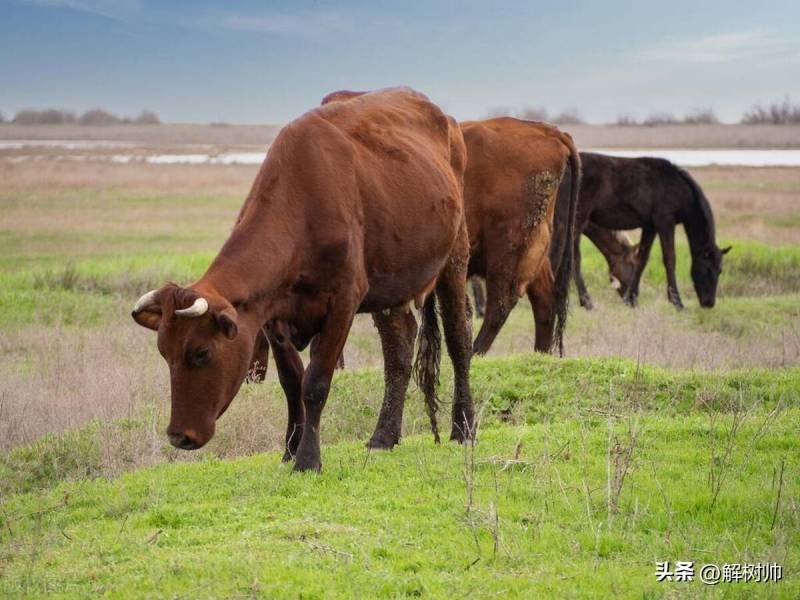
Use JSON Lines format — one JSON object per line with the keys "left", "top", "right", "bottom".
{"left": 216, "top": 308, "right": 239, "bottom": 340}
{"left": 720, "top": 245, "right": 732, "bottom": 255}
{"left": 132, "top": 308, "right": 162, "bottom": 331}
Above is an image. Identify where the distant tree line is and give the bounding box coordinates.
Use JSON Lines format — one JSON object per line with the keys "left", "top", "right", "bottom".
{"left": 614, "top": 108, "right": 719, "bottom": 126}
{"left": 615, "top": 99, "right": 800, "bottom": 126}
{"left": 486, "top": 105, "right": 586, "bottom": 125}
{"left": 2, "top": 108, "right": 160, "bottom": 125}
{"left": 741, "top": 98, "right": 800, "bottom": 125}
{"left": 484, "top": 98, "right": 800, "bottom": 126}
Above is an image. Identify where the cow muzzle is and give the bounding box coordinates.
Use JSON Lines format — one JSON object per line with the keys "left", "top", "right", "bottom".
{"left": 167, "top": 428, "right": 202, "bottom": 450}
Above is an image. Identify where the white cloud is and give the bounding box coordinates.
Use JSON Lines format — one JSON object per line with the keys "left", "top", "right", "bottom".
{"left": 642, "top": 30, "right": 800, "bottom": 64}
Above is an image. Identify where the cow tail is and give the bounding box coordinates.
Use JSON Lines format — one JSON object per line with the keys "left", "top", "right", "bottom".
{"left": 551, "top": 135, "right": 582, "bottom": 356}
{"left": 413, "top": 293, "right": 442, "bottom": 443}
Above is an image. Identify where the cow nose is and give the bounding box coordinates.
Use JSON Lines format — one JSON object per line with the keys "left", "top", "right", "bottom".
{"left": 168, "top": 432, "right": 199, "bottom": 450}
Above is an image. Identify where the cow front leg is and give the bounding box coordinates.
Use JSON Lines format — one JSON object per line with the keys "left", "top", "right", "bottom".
{"left": 624, "top": 226, "right": 656, "bottom": 307}
{"left": 247, "top": 327, "right": 270, "bottom": 383}
{"left": 367, "top": 308, "right": 418, "bottom": 450}
{"left": 293, "top": 293, "right": 360, "bottom": 473}
{"left": 265, "top": 322, "right": 305, "bottom": 462}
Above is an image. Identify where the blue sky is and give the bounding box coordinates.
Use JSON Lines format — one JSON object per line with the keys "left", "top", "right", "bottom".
{"left": 1, "top": 0, "right": 799, "bottom": 123}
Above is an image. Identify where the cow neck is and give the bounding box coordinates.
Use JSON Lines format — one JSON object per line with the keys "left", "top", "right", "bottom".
{"left": 196, "top": 195, "right": 298, "bottom": 320}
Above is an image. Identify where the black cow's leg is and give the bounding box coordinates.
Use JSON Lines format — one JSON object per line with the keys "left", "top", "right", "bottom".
{"left": 294, "top": 293, "right": 360, "bottom": 473}
{"left": 265, "top": 322, "right": 305, "bottom": 462}
{"left": 658, "top": 225, "right": 684, "bottom": 309}
{"left": 436, "top": 222, "right": 475, "bottom": 443}
{"left": 625, "top": 226, "right": 656, "bottom": 307}
{"left": 367, "top": 309, "right": 418, "bottom": 450}
{"left": 573, "top": 233, "right": 594, "bottom": 310}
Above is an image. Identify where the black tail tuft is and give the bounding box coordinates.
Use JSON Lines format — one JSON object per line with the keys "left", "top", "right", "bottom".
{"left": 413, "top": 293, "right": 442, "bottom": 443}
{"left": 549, "top": 137, "right": 582, "bottom": 355}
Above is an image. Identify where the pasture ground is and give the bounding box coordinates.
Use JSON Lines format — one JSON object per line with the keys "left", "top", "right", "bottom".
{"left": 1, "top": 149, "right": 799, "bottom": 597}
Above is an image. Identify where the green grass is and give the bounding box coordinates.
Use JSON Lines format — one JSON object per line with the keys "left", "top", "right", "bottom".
{"left": 1, "top": 407, "right": 797, "bottom": 597}
{"left": 4, "top": 354, "right": 797, "bottom": 497}
{"left": 1, "top": 355, "right": 797, "bottom": 597}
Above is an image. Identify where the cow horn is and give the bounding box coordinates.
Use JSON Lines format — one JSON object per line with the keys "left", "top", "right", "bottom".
{"left": 133, "top": 289, "right": 159, "bottom": 313}
{"left": 175, "top": 297, "right": 209, "bottom": 317}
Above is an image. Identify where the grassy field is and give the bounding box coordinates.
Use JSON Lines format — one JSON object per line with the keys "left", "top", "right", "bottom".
{"left": 1, "top": 154, "right": 799, "bottom": 597}
{"left": 2, "top": 355, "right": 799, "bottom": 597}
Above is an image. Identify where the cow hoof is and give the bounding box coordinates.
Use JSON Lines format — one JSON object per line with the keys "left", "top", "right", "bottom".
{"left": 579, "top": 296, "right": 594, "bottom": 310}
{"left": 281, "top": 449, "right": 294, "bottom": 463}
{"left": 366, "top": 432, "right": 398, "bottom": 451}
{"left": 293, "top": 457, "right": 321, "bottom": 473}
{"left": 449, "top": 428, "right": 474, "bottom": 445}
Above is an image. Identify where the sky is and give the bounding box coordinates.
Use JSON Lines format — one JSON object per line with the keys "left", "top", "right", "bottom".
{"left": 1, "top": 0, "right": 799, "bottom": 124}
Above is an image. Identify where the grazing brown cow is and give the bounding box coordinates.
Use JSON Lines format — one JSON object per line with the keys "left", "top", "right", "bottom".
{"left": 578, "top": 223, "right": 639, "bottom": 307}
{"left": 131, "top": 88, "right": 474, "bottom": 471}
{"left": 461, "top": 117, "right": 581, "bottom": 355}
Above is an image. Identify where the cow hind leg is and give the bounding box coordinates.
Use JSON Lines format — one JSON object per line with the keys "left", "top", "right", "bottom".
{"left": 367, "top": 309, "right": 418, "bottom": 450}
{"left": 528, "top": 263, "right": 556, "bottom": 353}
{"left": 435, "top": 224, "right": 475, "bottom": 443}
{"left": 472, "top": 256, "right": 519, "bottom": 356}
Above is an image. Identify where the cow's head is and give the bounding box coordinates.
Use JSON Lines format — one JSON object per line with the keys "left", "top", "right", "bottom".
{"left": 607, "top": 242, "right": 639, "bottom": 299}
{"left": 132, "top": 284, "right": 258, "bottom": 449}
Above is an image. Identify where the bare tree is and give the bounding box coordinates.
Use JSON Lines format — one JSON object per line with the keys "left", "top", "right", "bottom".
{"left": 615, "top": 114, "right": 638, "bottom": 126}
{"left": 552, "top": 108, "right": 584, "bottom": 125}
{"left": 643, "top": 112, "right": 680, "bottom": 126}
{"left": 683, "top": 108, "right": 718, "bottom": 124}
{"left": 742, "top": 98, "right": 800, "bottom": 124}
{"left": 519, "top": 106, "right": 549, "bottom": 121}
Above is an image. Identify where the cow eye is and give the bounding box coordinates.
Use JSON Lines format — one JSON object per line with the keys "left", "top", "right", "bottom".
{"left": 190, "top": 347, "right": 211, "bottom": 367}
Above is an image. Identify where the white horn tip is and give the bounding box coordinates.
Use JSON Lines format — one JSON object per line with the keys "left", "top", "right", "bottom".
{"left": 133, "top": 289, "right": 159, "bottom": 313}
{"left": 175, "top": 297, "right": 209, "bottom": 317}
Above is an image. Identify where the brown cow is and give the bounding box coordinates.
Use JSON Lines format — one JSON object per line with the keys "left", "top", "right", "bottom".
{"left": 580, "top": 223, "right": 639, "bottom": 306}
{"left": 461, "top": 117, "right": 581, "bottom": 355}
{"left": 131, "top": 88, "right": 474, "bottom": 471}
